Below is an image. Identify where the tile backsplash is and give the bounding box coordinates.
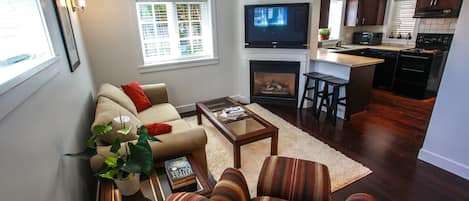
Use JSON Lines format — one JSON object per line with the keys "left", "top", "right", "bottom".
{"left": 341, "top": 26, "right": 383, "bottom": 44}
{"left": 339, "top": 18, "right": 458, "bottom": 44}
{"left": 418, "top": 18, "right": 458, "bottom": 33}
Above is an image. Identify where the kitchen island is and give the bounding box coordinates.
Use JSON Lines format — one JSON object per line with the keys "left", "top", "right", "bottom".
{"left": 309, "top": 49, "right": 384, "bottom": 118}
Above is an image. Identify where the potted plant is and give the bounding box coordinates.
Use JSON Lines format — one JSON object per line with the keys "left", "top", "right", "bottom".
{"left": 97, "top": 126, "right": 159, "bottom": 195}
{"left": 319, "top": 28, "right": 331, "bottom": 40}
{"left": 66, "top": 117, "right": 160, "bottom": 196}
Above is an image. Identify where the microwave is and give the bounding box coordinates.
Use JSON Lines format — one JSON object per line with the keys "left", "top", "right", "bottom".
{"left": 353, "top": 32, "right": 383, "bottom": 45}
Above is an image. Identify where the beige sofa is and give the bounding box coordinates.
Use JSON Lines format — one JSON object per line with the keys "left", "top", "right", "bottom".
{"left": 89, "top": 83, "right": 208, "bottom": 176}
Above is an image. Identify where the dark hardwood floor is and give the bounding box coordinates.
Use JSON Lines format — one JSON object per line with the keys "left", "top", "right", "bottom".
{"left": 261, "top": 90, "right": 469, "bottom": 201}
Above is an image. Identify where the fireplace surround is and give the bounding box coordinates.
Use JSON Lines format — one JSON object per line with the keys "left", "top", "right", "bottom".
{"left": 250, "top": 60, "right": 300, "bottom": 106}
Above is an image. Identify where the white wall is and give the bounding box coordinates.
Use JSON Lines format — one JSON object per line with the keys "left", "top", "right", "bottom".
{"left": 79, "top": 0, "right": 239, "bottom": 112}
{"left": 418, "top": 1, "right": 469, "bottom": 180}
{"left": 0, "top": 0, "right": 96, "bottom": 201}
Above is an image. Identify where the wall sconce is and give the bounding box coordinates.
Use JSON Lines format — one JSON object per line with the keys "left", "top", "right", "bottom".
{"left": 71, "top": 0, "right": 86, "bottom": 12}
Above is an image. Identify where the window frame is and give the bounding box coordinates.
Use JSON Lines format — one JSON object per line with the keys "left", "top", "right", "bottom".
{"left": 382, "top": 0, "right": 420, "bottom": 45}
{"left": 0, "top": 0, "right": 57, "bottom": 95}
{"left": 0, "top": 0, "right": 61, "bottom": 121}
{"left": 135, "top": 0, "right": 219, "bottom": 73}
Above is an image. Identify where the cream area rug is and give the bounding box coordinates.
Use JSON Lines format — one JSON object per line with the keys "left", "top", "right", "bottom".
{"left": 184, "top": 103, "right": 372, "bottom": 196}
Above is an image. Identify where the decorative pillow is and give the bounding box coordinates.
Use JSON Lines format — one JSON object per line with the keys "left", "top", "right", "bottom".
{"left": 145, "top": 123, "right": 172, "bottom": 136}
{"left": 122, "top": 82, "right": 153, "bottom": 112}
{"left": 97, "top": 83, "right": 138, "bottom": 115}
{"left": 92, "top": 97, "right": 142, "bottom": 145}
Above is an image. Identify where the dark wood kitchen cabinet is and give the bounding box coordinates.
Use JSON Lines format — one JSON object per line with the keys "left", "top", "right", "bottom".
{"left": 414, "top": 0, "right": 462, "bottom": 18}
{"left": 344, "top": 0, "right": 387, "bottom": 26}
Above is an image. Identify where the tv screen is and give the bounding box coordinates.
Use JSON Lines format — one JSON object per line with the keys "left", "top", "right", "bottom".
{"left": 245, "top": 3, "right": 310, "bottom": 49}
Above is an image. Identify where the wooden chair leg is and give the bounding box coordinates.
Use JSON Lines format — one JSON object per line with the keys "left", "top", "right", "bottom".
{"left": 332, "top": 86, "right": 340, "bottom": 126}
{"left": 312, "top": 80, "right": 320, "bottom": 117}
{"left": 318, "top": 84, "right": 329, "bottom": 119}
{"left": 299, "top": 78, "right": 310, "bottom": 110}
{"left": 344, "top": 86, "right": 351, "bottom": 121}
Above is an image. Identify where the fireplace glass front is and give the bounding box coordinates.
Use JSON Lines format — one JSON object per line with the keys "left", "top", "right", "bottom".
{"left": 250, "top": 60, "right": 300, "bottom": 106}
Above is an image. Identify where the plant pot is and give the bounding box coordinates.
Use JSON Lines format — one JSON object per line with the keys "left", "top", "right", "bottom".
{"left": 320, "top": 34, "right": 330, "bottom": 40}
{"left": 114, "top": 173, "right": 141, "bottom": 196}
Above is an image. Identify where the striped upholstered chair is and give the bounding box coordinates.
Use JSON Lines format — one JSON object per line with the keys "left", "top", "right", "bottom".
{"left": 167, "top": 156, "right": 376, "bottom": 201}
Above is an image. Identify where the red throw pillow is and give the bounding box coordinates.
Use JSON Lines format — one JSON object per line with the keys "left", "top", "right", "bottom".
{"left": 121, "top": 82, "right": 152, "bottom": 112}
{"left": 145, "top": 123, "right": 172, "bottom": 136}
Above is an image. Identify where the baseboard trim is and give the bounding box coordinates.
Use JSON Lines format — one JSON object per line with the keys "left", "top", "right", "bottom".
{"left": 418, "top": 149, "right": 469, "bottom": 180}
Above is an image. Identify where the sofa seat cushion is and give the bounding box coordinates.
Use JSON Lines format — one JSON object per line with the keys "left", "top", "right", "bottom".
{"left": 164, "top": 119, "right": 191, "bottom": 133}
{"left": 97, "top": 83, "right": 138, "bottom": 115}
{"left": 137, "top": 103, "right": 181, "bottom": 124}
{"left": 93, "top": 97, "right": 142, "bottom": 145}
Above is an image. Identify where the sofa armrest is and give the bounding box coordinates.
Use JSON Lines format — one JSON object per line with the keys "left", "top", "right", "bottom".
{"left": 150, "top": 126, "right": 207, "bottom": 160}
{"left": 345, "top": 193, "right": 377, "bottom": 201}
{"left": 211, "top": 168, "right": 251, "bottom": 201}
{"left": 91, "top": 127, "right": 208, "bottom": 174}
{"left": 141, "top": 83, "right": 169, "bottom": 105}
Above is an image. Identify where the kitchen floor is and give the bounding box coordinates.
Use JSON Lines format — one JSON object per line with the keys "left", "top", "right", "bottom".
{"left": 261, "top": 90, "right": 469, "bottom": 201}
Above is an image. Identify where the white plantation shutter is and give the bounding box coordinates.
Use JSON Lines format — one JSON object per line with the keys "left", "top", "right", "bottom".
{"left": 390, "top": 0, "right": 417, "bottom": 36}
{"left": 136, "top": 0, "right": 213, "bottom": 64}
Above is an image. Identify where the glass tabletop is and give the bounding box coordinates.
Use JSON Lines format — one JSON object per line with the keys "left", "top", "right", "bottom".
{"left": 199, "top": 97, "right": 270, "bottom": 136}
{"left": 201, "top": 97, "right": 238, "bottom": 112}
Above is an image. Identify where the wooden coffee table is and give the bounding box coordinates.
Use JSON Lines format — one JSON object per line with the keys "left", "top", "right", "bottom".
{"left": 96, "top": 155, "right": 213, "bottom": 201}
{"left": 196, "top": 97, "right": 278, "bottom": 168}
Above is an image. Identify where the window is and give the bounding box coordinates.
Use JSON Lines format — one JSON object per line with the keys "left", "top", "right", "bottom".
{"left": 0, "top": 0, "right": 54, "bottom": 86}
{"left": 136, "top": 0, "right": 214, "bottom": 65}
{"left": 327, "top": 0, "right": 344, "bottom": 40}
{"left": 389, "top": 0, "right": 417, "bottom": 38}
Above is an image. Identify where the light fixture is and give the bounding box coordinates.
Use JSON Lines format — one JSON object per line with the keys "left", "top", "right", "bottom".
{"left": 71, "top": 0, "right": 86, "bottom": 12}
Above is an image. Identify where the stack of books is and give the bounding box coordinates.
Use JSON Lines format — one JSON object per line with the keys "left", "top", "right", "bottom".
{"left": 220, "top": 106, "right": 245, "bottom": 120}
{"left": 164, "top": 157, "right": 197, "bottom": 192}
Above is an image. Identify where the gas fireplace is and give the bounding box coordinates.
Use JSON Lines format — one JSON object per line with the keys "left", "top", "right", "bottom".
{"left": 250, "top": 60, "right": 300, "bottom": 106}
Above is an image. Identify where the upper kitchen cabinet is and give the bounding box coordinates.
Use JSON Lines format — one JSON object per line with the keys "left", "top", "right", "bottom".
{"left": 344, "top": 0, "right": 387, "bottom": 26}
{"left": 414, "top": 0, "right": 462, "bottom": 18}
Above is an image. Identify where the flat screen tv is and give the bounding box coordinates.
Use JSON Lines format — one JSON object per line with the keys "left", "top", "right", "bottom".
{"left": 245, "top": 3, "right": 310, "bottom": 49}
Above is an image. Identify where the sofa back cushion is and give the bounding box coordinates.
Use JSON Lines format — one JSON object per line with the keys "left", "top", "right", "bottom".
{"left": 92, "top": 97, "right": 142, "bottom": 145}
{"left": 97, "top": 83, "right": 138, "bottom": 115}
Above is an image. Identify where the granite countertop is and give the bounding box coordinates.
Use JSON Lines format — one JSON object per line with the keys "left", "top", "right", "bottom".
{"left": 314, "top": 49, "right": 384, "bottom": 68}
{"left": 339, "top": 44, "right": 413, "bottom": 52}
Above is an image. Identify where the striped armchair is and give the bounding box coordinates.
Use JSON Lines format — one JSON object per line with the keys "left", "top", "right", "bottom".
{"left": 167, "top": 156, "right": 376, "bottom": 201}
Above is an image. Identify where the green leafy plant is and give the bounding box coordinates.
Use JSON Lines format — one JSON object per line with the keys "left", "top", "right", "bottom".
{"left": 66, "top": 118, "right": 161, "bottom": 180}
{"left": 97, "top": 126, "right": 160, "bottom": 180}
{"left": 319, "top": 28, "right": 331, "bottom": 36}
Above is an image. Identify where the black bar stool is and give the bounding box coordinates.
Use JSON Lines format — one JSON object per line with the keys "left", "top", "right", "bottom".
{"left": 300, "top": 72, "right": 330, "bottom": 117}
{"left": 322, "top": 76, "right": 350, "bottom": 126}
